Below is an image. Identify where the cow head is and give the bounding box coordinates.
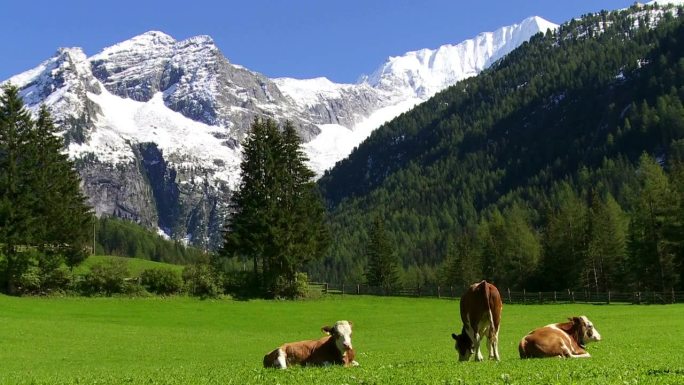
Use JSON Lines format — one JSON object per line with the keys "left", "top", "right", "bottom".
{"left": 322, "top": 320, "right": 353, "bottom": 352}
{"left": 451, "top": 329, "right": 474, "bottom": 361}
{"left": 571, "top": 316, "right": 601, "bottom": 347}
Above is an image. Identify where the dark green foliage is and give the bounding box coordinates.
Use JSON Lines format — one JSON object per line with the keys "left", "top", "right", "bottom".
{"left": 95, "top": 216, "right": 205, "bottom": 265}
{"left": 182, "top": 263, "right": 221, "bottom": 298}
{"left": 443, "top": 229, "right": 482, "bottom": 291}
{"left": 365, "top": 215, "right": 400, "bottom": 293}
{"left": 0, "top": 85, "right": 93, "bottom": 294}
{"left": 80, "top": 260, "right": 130, "bottom": 296}
{"left": 219, "top": 118, "right": 330, "bottom": 298}
{"left": 314, "top": 5, "right": 684, "bottom": 291}
{"left": 140, "top": 268, "right": 183, "bottom": 295}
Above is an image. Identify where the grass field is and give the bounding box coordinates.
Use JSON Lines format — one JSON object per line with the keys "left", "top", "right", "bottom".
{"left": 73, "top": 255, "right": 184, "bottom": 277}
{"left": 1, "top": 295, "right": 683, "bottom": 384}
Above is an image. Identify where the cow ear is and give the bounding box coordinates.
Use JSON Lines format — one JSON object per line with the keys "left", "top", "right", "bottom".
{"left": 348, "top": 321, "right": 353, "bottom": 327}
{"left": 322, "top": 326, "right": 332, "bottom": 334}
{"left": 452, "top": 333, "right": 458, "bottom": 340}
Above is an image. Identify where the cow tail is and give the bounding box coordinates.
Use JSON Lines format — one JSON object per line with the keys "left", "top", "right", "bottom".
{"left": 484, "top": 282, "right": 495, "bottom": 332}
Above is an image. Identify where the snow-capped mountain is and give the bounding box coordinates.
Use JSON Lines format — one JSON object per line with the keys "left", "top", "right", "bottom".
{"left": 2, "top": 16, "right": 557, "bottom": 248}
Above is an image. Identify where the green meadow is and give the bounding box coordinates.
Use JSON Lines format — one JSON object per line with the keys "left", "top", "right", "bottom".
{"left": 1, "top": 295, "right": 683, "bottom": 384}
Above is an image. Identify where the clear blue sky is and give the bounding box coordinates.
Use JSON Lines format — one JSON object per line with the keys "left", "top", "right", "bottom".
{"left": 2, "top": 0, "right": 637, "bottom": 84}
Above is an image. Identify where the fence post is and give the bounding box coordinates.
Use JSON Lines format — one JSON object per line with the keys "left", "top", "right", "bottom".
{"left": 342, "top": 283, "right": 345, "bottom": 295}
{"left": 607, "top": 291, "right": 611, "bottom": 305}
{"left": 507, "top": 288, "right": 512, "bottom": 304}
{"left": 324, "top": 283, "right": 328, "bottom": 294}
{"left": 523, "top": 289, "right": 527, "bottom": 305}
{"left": 637, "top": 292, "right": 641, "bottom": 305}
{"left": 538, "top": 291, "right": 542, "bottom": 304}
{"left": 357, "top": 284, "right": 360, "bottom": 295}
{"left": 553, "top": 291, "right": 557, "bottom": 303}
{"left": 653, "top": 291, "right": 656, "bottom": 304}
{"left": 571, "top": 291, "right": 575, "bottom": 303}
{"left": 673, "top": 288, "right": 676, "bottom": 304}
{"left": 417, "top": 285, "right": 421, "bottom": 297}
{"left": 438, "top": 286, "right": 441, "bottom": 299}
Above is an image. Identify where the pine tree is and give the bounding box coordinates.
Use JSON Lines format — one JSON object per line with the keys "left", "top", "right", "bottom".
{"left": 627, "top": 153, "right": 679, "bottom": 291}
{"left": 0, "top": 85, "right": 37, "bottom": 293}
{"left": 271, "top": 121, "right": 330, "bottom": 294}
{"left": 31, "top": 105, "right": 92, "bottom": 269}
{"left": 222, "top": 118, "right": 279, "bottom": 291}
{"left": 445, "top": 229, "right": 482, "bottom": 291}
{"left": 0, "top": 87, "right": 92, "bottom": 293}
{"left": 221, "top": 118, "right": 329, "bottom": 297}
{"left": 365, "top": 215, "right": 400, "bottom": 294}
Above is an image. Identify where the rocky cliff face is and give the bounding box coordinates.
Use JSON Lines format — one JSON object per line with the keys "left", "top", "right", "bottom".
{"left": 2, "top": 18, "right": 556, "bottom": 249}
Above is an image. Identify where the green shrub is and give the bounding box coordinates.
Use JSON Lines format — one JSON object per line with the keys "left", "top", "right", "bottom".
{"left": 140, "top": 268, "right": 183, "bottom": 295}
{"left": 182, "top": 264, "right": 221, "bottom": 298}
{"left": 273, "top": 272, "right": 309, "bottom": 299}
{"left": 80, "top": 260, "right": 129, "bottom": 296}
{"left": 17, "top": 266, "right": 42, "bottom": 294}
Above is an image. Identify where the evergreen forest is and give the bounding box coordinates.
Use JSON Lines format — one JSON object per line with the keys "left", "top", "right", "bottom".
{"left": 314, "top": 4, "right": 684, "bottom": 293}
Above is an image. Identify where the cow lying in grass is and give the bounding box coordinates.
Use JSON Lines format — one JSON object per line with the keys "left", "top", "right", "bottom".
{"left": 519, "top": 316, "right": 601, "bottom": 358}
{"left": 263, "top": 320, "right": 359, "bottom": 369}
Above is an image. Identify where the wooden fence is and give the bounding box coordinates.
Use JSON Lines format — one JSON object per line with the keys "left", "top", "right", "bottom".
{"left": 309, "top": 282, "right": 683, "bottom": 304}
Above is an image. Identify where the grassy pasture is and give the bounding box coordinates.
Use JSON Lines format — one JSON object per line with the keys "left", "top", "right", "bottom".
{"left": 0, "top": 295, "right": 683, "bottom": 384}
{"left": 73, "top": 255, "right": 185, "bottom": 277}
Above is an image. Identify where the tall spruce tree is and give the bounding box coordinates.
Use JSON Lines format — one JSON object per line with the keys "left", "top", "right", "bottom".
{"left": 0, "top": 85, "right": 36, "bottom": 293}
{"left": 221, "top": 118, "right": 329, "bottom": 297}
{"left": 32, "top": 105, "right": 92, "bottom": 268}
{"left": 627, "top": 154, "right": 679, "bottom": 291}
{"left": 365, "top": 214, "right": 400, "bottom": 294}
{"left": 0, "top": 86, "right": 92, "bottom": 293}
{"left": 444, "top": 229, "right": 482, "bottom": 291}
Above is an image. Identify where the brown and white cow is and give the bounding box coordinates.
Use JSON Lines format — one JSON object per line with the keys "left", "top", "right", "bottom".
{"left": 263, "top": 320, "right": 359, "bottom": 369}
{"left": 451, "top": 280, "right": 503, "bottom": 361}
{"left": 518, "top": 316, "right": 601, "bottom": 358}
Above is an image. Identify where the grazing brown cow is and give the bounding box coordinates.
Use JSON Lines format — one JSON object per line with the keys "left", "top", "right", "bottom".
{"left": 263, "top": 320, "right": 358, "bottom": 369}
{"left": 451, "top": 280, "right": 503, "bottom": 361}
{"left": 518, "top": 316, "right": 602, "bottom": 358}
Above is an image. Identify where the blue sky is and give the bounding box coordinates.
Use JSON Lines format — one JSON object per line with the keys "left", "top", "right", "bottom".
{"left": 2, "top": 0, "right": 636, "bottom": 84}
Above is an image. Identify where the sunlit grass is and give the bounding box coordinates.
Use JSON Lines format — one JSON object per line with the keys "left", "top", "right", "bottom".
{"left": 0, "top": 295, "right": 682, "bottom": 384}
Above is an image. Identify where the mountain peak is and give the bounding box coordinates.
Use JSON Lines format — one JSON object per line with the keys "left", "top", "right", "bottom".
{"left": 364, "top": 16, "right": 559, "bottom": 99}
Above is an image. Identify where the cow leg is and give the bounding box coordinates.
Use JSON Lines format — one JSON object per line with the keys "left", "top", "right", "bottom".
{"left": 473, "top": 334, "right": 484, "bottom": 361}
{"left": 488, "top": 329, "right": 500, "bottom": 361}
{"left": 569, "top": 353, "right": 592, "bottom": 358}
{"left": 276, "top": 348, "right": 287, "bottom": 369}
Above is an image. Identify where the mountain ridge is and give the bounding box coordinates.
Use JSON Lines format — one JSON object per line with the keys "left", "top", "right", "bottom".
{"left": 2, "top": 15, "right": 557, "bottom": 248}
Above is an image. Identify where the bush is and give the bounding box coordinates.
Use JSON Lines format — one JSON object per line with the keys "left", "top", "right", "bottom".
{"left": 17, "top": 266, "right": 42, "bottom": 294}
{"left": 273, "top": 272, "right": 310, "bottom": 299}
{"left": 182, "top": 264, "right": 221, "bottom": 298}
{"left": 80, "top": 260, "right": 129, "bottom": 296}
{"left": 140, "top": 268, "right": 183, "bottom": 295}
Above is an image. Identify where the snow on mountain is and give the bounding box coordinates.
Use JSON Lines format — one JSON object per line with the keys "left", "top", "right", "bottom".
{"left": 646, "top": 0, "right": 684, "bottom": 6}
{"left": 290, "top": 16, "right": 558, "bottom": 174}
{"left": 1, "top": 16, "right": 558, "bottom": 247}
{"left": 68, "top": 89, "right": 242, "bottom": 188}
{"left": 364, "top": 16, "right": 558, "bottom": 100}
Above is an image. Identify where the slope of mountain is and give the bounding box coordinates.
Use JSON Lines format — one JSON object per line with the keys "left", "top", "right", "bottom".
{"left": 2, "top": 16, "right": 556, "bottom": 248}
{"left": 314, "top": 2, "right": 684, "bottom": 283}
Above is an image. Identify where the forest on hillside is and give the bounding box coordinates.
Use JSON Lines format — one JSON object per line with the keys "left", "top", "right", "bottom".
{"left": 313, "top": 4, "right": 684, "bottom": 293}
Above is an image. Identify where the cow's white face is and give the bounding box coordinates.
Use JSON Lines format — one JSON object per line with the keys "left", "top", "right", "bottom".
{"left": 578, "top": 316, "right": 601, "bottom": 344}
{"left": 323, "top": 320, "right": 353, "bottom": 352}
